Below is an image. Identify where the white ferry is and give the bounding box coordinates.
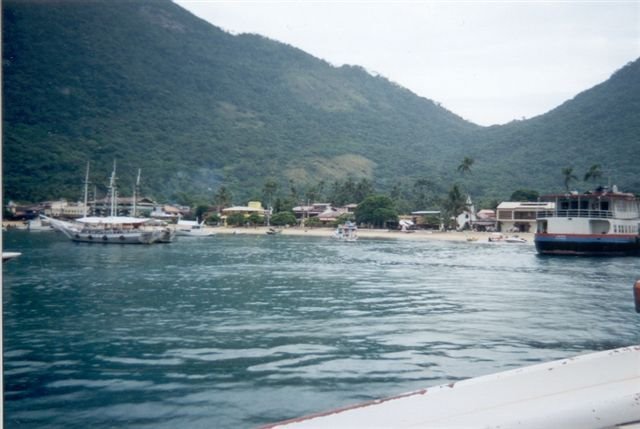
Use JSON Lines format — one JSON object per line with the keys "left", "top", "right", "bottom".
{"left": 535, "top": 186, "right": 640, "bottom": 256}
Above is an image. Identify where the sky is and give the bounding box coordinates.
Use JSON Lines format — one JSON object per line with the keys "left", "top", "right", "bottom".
{"left": 174, "top": 1, "right": 640, "bottom": 126}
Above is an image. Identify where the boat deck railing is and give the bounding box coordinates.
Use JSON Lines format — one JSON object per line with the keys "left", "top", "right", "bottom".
{"left": 537, "top": 210, "right": 613, "bottom": 219}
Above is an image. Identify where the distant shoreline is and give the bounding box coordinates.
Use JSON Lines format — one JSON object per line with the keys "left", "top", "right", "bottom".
{"left": 3, "top": 221, "right": 535, "bottom": 245}
{"left": 211, "top": 226, "right": 535, "bottom": 245}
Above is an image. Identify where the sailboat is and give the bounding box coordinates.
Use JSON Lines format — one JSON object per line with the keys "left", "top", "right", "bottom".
{"left": 45, "top": 161, "right": 175, "bottom": 244}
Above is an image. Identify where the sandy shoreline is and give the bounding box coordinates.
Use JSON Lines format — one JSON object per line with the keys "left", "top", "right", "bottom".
{"left": 3, "top": 220, "right": 534, "bottom": 245}
{"left": 210, "top": 226, "right": 535, "bottom": 245}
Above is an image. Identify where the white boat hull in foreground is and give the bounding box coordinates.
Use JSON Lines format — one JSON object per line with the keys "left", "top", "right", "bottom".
{"left": 265, "top": 345, "right": 640, "bottom": 429}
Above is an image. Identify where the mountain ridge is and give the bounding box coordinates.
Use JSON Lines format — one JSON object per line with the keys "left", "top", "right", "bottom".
{"left": 2, "top": 0, "right": 638, "bottom": 207}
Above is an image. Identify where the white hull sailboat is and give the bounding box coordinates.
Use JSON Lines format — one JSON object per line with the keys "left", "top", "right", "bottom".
{"left": 46, "top": 162, "right": 175, "bottom": 244}
{"left": 46, "top": 215, "right": 174, "bottom": 244}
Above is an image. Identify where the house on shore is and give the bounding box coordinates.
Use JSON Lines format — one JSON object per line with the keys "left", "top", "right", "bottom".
{"left": 92, "top": 197, "right": 156, "bottom": 217}
{"left": 150, "top": 204, "right": 187, "bottom": 222}
{"left": 472, "top": 209, "right": 497, "bottom": 231}
{"left": 496, "top": 201, "right": 555, "bottom": 232}
{"left": 221, "top": 201, "right": 266, "bottom": 225}
{"left": 410, "top": 211, "right": 443, "bottom": 230}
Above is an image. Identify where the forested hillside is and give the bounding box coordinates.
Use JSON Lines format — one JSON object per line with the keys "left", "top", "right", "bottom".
{"left": 470, "top": 59, "right": 640, "bottom": 197}
{"left": 3, "top": 0, "right": 638, "bottom": 208}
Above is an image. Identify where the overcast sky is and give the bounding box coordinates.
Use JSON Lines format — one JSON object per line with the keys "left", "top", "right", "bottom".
{"left": 175, "top": 1, "right": 639, "bottom": 126}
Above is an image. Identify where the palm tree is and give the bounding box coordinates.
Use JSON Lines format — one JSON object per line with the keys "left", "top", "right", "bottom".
{"left": 262, "top": 179, "right": 278, "bottom": 209}
{"left": 583, "top": 164, "right": 603, "bottom": 184}
{"left": 457, "top": 157, "right": 474, "bottom": 175}
{"left": 443, "top": 184, "right": 469, "bottom": 229}
{"left": 561, "top": 167, "right": 578, "bottom": 192}
{"left": 214, "top": 185, "right": 233, "bottom": 211}
{"left": 262, "top": 180, "right": 278, "bottom": 226}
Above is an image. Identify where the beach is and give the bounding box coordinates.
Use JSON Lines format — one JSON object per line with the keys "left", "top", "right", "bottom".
{"left": 3, "top": 219, "right": 534, "bottom": 245}
{"left": 212, "top": 226, "right": 535, "bottom": 244}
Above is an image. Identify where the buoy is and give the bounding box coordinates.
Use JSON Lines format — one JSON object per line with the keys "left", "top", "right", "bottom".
{"left": 634, "top": 280, "right": 640, "bottom": 313}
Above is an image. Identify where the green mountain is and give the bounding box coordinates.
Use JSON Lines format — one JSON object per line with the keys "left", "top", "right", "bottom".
{"left": 470, "top": 59, "right": 640, "bottom": 197}
{"left": 3, "top": 0, "right": 638, "bottom": 207}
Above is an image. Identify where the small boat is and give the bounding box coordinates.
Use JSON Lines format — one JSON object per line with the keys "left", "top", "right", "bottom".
{"left": 334, "top": 221, "right": 358, "bottom": 242}
{"left": 535, "top": 186, "right": 640, "bottom": 256}
{"left": 264, "top": 345, "right": 640, "bottom": 428}
{"left": 2, "top": 252, "right": 22, "bottom": 262}
{"left": 488, "top": 233, "right": 526, "bottom": 243}
{"left": 27, "top": 217, "right": 53, "bottom": 231}
{"left": 266, "top": 227, "right": 283, "bottom": 235}
{"left": 488, "top": 232, "right": 504, "bottom": 242}
{"left": 175, "top": 218, "right": 215, "bottom": 237}
{"left": 399, "top": 219, "right": 415, "bottom": 233}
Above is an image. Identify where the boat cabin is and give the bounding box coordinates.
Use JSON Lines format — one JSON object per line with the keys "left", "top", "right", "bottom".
{"left": 536, "top": 187, "right": 640, "bottom": 236}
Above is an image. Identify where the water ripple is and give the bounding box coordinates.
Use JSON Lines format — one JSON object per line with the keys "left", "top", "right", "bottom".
{"left": 3, "top": 231, "right": 639, "bottom": 428}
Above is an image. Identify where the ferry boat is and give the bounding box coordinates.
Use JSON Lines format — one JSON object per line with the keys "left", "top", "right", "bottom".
{"left": 535, "top": 186, "right": 640, "bottom": 256}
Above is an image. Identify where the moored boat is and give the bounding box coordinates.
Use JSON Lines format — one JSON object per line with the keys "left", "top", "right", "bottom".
{"left": 45, "top": 215, "right": 174, "bottom": 244}
{"left": 488, "top": 233, "right": 527, "bottom": 243}
{"left": 45, "top": 161, "right": 175, "bottom": 244}
{"left": 334, "top": 221, "right": 358, "bottom": 242}
{"left": 175, "top": 218, "right": 215, "bottom": 237}
{"left": 27, "top": 217, "right": 54, "bottom": 231}
{"left": 535, "top": 186, "right": 640, "bottom": 256}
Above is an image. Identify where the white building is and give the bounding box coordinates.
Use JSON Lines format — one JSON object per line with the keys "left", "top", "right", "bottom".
{"left": 455, "top": 196, "right": 476, "bottom": 230}
{"left": 496, "top": 201, "right": 555, "bottom": 232}
{"left": 45, "top": 200, "right": 88, "bottom": 218}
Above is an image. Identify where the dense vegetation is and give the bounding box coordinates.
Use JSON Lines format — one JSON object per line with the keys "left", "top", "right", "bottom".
{"left": 3, "top": 0, "right": 639, "bottom": 211}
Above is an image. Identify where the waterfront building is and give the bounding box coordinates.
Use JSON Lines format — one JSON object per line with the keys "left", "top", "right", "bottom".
{"left": 472, "top": 209, "right": 497, "bottom": 231}
{"left": 44, "top": 200, "right": 89, "bottom": 218}
{"left": 222, "top": 201, "right": 267, "bottom": 225}
{"left": 497, "top": 201, "right": 555, "bottom": 232}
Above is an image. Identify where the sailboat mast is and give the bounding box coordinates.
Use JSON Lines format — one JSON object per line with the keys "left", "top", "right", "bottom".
{"left": 83, "top": 161, "right": 90, "bottom": 218}
{"left": 133, "top": 168, "right": 141, "bottom": 217}
{"left": 109, "top": 160, "right": 118, "bottom": 217}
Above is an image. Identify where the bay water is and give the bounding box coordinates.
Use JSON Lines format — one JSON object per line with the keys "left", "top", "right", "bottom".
{"left": 3, "top": 230, "right": 639, "bottom": 428}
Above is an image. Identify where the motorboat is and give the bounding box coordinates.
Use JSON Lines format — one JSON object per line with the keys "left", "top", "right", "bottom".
{"left": 488, "top": 233, "right": 527, "bottom": 243}
{"left": 27, "top": 217, "right": 54, "bottom": 231}
{"left": 334, "top": 221, "right": 358, "bottom": 242}
{"left": 175, "top": 218, "right": 215, "bottom": 237}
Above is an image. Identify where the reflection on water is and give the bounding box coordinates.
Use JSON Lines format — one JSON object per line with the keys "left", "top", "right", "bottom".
{"left": 3, "top": 230, "right": 639, "bottom": 428}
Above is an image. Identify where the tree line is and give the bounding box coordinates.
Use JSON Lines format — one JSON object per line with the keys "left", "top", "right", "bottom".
{"left": 201, "top": 159, "right": 620, "bottom": 229}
